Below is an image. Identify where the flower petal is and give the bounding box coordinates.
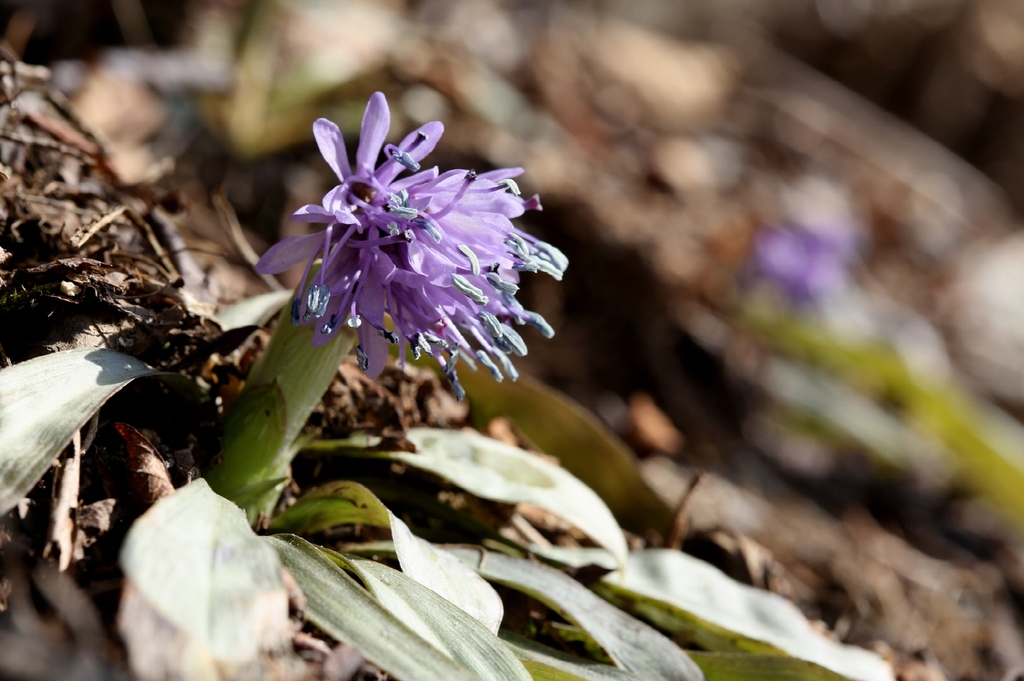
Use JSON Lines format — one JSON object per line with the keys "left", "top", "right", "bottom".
{"left": 360, "top": 327, "right": 390, "bottom": 378}
{"left": 255, "top": 232, "right": 323, "bottom": 274}
{"left": 313, "top": 118, "right": 351, "bottom": 181}
{"left": 356, "top": 92, "right": 391, "bottom": 174}
{"left": 291, "top": 204, "right": 336, "bottom": 223}
{"left": 376, "top": 121, "right": 445, "bottom": 184}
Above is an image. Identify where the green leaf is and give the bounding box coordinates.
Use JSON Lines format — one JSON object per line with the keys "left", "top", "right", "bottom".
{"left": 458, "top": 371, "right": 672, "bottom": 535}
{"left": 520, "top": 660, "right": 593, "bottom": 681}
{"left": 266, "top": 534, "right": 479, "bottom": 681}
{"left": 688, "top": 651, "right": 853, "bottom": 681}
{"left": 230, "top": 477, "right": 290, "bottom": 524}
{"left": 269, "top": 480, "right": 392, "bottom": 533}
{"left": 596, "top": 550, "right": 893, "bottom": 681}
{"left": 216, "top": 290, "right": 293, "bottom": 331}
{"left": 447, "top": 549, "right": 703, "bottom": 681}
{"left": 207, "top": 305, "right": 355, "bottom": 517}
{"left": 394, "top": 428, "right": 628, "bottom": 571}
{"left": 389, "top": 510, "right": 504, "bottom": 634}
{"left": 118, "top": 480, "right": 292, "bottom": 678}
{"left": 0, "top": 348, "right": 160, "bottom": 515}
{"left": 745, "top": 309, "right": 1024, "bottom": 532}
{"left": 267, "top": 480, "right": 503, "bottom": 632}
{"left": 500, "top": 631, "right": 641, "bottom": 681}
{"left": 325, "top": 549, "right": 531, "bottom": 681}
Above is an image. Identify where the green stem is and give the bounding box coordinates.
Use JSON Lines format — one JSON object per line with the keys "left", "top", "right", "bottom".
{"left": 207, "top": 305, "right": 356, "bottom": 521}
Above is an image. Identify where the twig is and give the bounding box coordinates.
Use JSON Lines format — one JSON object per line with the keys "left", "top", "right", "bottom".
{"left": 123, "top": 207, "right": 182, "bottom": 286}
{"left": 509, "top": 512, "right": 552, "bottom": 549}
{"left": 0, "top": 129, "right": 92, "bottom": 159}
{"left": 145, "top": 206, "right": 212, "bottom": 301}
{"left": 44, "top": 414, "right": 97, "bottom": 571}
{"left": 72, "top": 205, "right": 127, "bottom": 249}
{"left": 665, "top": 470, "right": 704, "bottom": 551}
{"left": 213, "top": 190, "right": 284, "bottom": 291}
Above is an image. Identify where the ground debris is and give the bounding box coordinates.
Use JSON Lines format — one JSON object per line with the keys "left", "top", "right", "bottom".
{"left": 0, "top": 57, "right": 221, "bottom": 369}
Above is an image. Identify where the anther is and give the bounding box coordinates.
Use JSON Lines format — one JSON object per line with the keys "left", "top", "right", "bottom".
{"left": 525, "top": 311, "right": 555, "bottom": 338}
{"left": 422, "top": 332, "right": 448, "bottom": 349}
{"left": 533, "top": 241, "right": 569, "bottom": 272}
{"left": 497, "top": 178, "right": 521, "bottom": 196}
{"left": 499, "top": 323, "right": 527, "bottom": 357}
{"left": 492, "top": 348, "right": 519, "bottom": 381}
{"left": 451, "top": 273, "right": 489, "bottom": 305}
{"left": 290, "top": 297, "right": 301, "bottom": 325}
{"left": 478, "top": 311, "right": 503, "bottom": 338}
{"left": 303, "top": 284, "right": 330, "bottom": 321}
{"left": 387, "top": 145, "right": 421, "bottom": 172}
{"left": 378, "top": 328, "right": 399, "bottom": 344}
{"left": 355, "top": 346, "right": 369, "bottom": 372}
{"left": 384, "top": 203, "right": 418, "bottom": 220}
{"left": 506, "top": 233, "right": 530, "bottom": 259}
{"left": 458, "top": 244, "right": 481, "bottom": 276}
{"left": 486, "top": 271, "right": 519, "bottom": 294}
{"left": 412, "top": 218, "right": 442, "bottom": 243}
{"left": 476, "top": 350, "right": 503, "bottom": 381}
{"left": 321, "top": 314, "right": 340, "bottom": 335}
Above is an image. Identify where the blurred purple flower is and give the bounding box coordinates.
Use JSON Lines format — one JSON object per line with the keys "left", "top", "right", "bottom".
{"left": 753, "top": 222, "right": 856, "bottom": 305}
{"left": 256, "top": 92, "right": 564, "bottom": 399}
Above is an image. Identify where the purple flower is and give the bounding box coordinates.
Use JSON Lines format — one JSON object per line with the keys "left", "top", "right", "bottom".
{"left": 256, "top": 92, "right": 564, "bottom": 399}
{"left": 753, "top": 222, "right": 857, "bottom": 306}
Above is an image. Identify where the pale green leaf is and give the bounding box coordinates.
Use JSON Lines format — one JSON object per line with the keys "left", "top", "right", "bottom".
{"left": 597, "top": 550, "right": 893, "bottom": 681}
{"left": 458, "top": 370, "right": 672, "bottom": 535}
{"left": 500, "top": 631, "right": 641, "bottom": 681}
{"left": 216, "top": 290, "right": 293, "bottom": 331}
{"left": 448, "top": 548, "right": 703, "bottom": 681}
{"left": 118, "top": 480, "right": 291, "bottom": 677}
{"left": 266, "top": 534, "right": 478, "bottom": 681}
{"left": 389, "top": 510, "right": 504, "bottom": 634}
{"left": 325, "top": 549, "right": 531, "bottom": 681}
{"left": 396, "top": 428, "right": 628, "bottom": 570}
{"left": 0, "top": 348, "right": 159, "bottom": 515}
{"left": 267, "top": 480, "right": 503, "bottom": 632}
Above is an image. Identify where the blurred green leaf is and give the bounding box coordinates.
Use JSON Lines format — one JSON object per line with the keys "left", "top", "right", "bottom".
{"left": 225, "top": 0, "right": 402, "bottom": 157}
{"left": 119, "top": 480, "right": 291, "bottom": 679}
{"left": 231, "top": 477, "right": 290, "bottom": 523}
{"left": 267, "top": 534, "right": 479, "bottom": 681}
{"left": 447, "top": 548, "right": 704, "bottom": 681}
{"left": 746, "top": 309, "right": 1024, "bottom": 532}
{"left": 459, "top": 370, "right": 672, "bottom": 535}
{"left": 689, "top": 651, "right": 852, "bottom": 681}
{"left": 0, "top": 348, "right": 160, "bottom": 515}
{"left": 216, "top": 290, "right": 292, "bottom": 331}
{"left": 520, "top": 660, "right": 594, "bottom": 681}
{"left": 269, "top": 480, "right": 391, "bottom": 534}
{"left": 324, "top": 549, "right": 531, "bottom": 681}
{"left": 501, "top": 631, "right": 642, "bottom": 681}
{"left": 596, "top": 550, "right": 893, "bottom": 681}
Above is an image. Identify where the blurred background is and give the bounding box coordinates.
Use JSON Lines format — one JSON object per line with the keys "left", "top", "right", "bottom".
{"left": 8, "top": 0, "right": 1024, "bottom": 678}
